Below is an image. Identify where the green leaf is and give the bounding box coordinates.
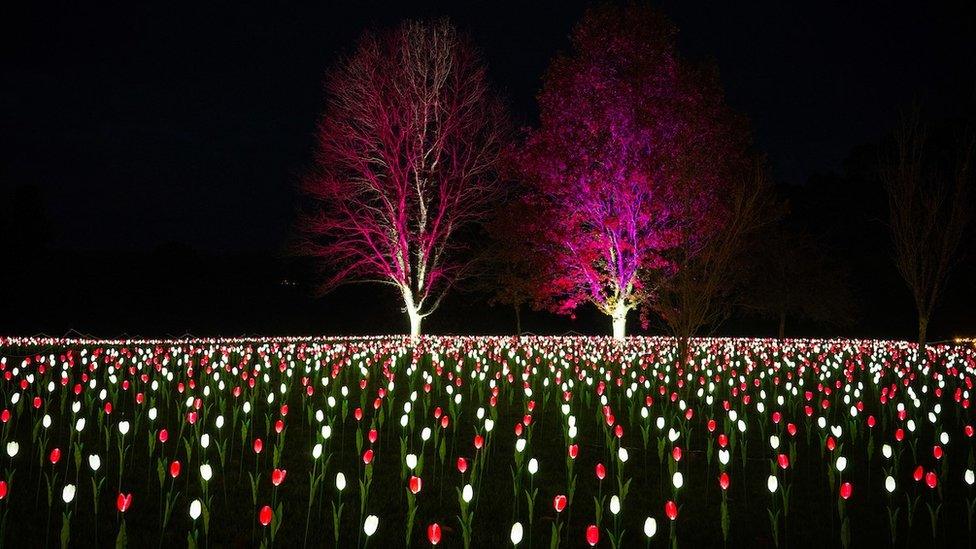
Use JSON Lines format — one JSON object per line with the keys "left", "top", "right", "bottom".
{"left": 115, "top": 520, "right": 127, "bottom": 549}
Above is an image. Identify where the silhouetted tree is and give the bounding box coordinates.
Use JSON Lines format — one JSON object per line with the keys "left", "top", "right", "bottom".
{"left": 880, "top": 111, "right": 973, "bottom": 346}
{"left": 477, "top": 199, "right": 547, "bottom": 334}
{"left": 300, "top": 19, "right": 508, "bottom": 337}
{"left": 741, "top": 226, "right": 857, "bottom": 338}
{"left": 653, "top": 160, "right": 778, "bottom": 356}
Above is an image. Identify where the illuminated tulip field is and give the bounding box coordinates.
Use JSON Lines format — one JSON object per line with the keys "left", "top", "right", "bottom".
{"left": 1, "top": 335, "right": 975, "bottom": 547}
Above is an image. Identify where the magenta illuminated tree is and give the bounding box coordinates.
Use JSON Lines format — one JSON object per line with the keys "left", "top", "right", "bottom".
{"left": 301, "top": 20, "right": 507, "bottom": 337}
{"left": 516, "top": 5, "right": 748, "bottom": 338}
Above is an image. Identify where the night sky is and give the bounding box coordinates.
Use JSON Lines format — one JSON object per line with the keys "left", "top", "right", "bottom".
{"left": 2, "top": 1, "right": 974, "bottom": 338}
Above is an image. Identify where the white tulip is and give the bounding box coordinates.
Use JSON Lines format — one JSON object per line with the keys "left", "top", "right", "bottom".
{"left": 836, "top": 456, "right": 847, "bottom": 472}
{"left": 644, "top": 517, "right": 657, "bottom": 538}
{"left": 406, "top": 453, "right": 417, "bottom": 470}
{"left": 672, "top": 471, "right": 684, "bottom": 489}
{"left": 6, "top": 441, "right": 18, "bottom": 458}
{"left": 767, "top": 474, "right": 778, "bottom": 493}
{"left": 618, "top": 447, "right": 629, "bottom": 463}
{"left": 336, "top": 472, "right": 346, "bottom": 492}
{"left": 610, "top": 495, "right": 621, "bottom": 515}
{"left": 312, "top": 443, "right": 323, "bottom": 460}
{"left": 966, "top": 469, "right": 975, "bottom": 486}
{"left": 62, "top": 483, "right": 76, "bottom": 503}
{"left": 363, "top": 515, "right": 378, "bottom": 537}
{"left": 528, "top": 458, "right": 538, "bottom": 475}
{"left": 189, "top": 499, "right": 202, "bottom": 520}
{"left": 885, "top": 475, "right": 896, "bottom": 493}
{"left": 118, "top": 421, "right": 130, "bottom": 435}
{"left": 200, "top": 463, "right": 213, "bottom": 482}
{"left": 510, "top": 522, "right": 524, "bottom": 545}
{"left": 89, "top": 454, "right": 101, "bottom": 471}
{"left": 462, "top": 484, "right": 473, "bottom": 503}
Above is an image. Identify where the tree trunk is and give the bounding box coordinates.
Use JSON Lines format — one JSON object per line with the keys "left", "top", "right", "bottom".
{"left": 611, "top": 303, "right": 628, "bottom": 340}
{"left": 408, "top": 308, "right": 422, "bottom": 338}
{"left": 917, "top": 314, "right": 928, "bottom": 349}
{"left": 514, "top": 303, "right": 522, "bottom": 335}
{"left": 677, "top": 335, "right": 690, "bottom": 369}
{"left": 778, "top": 311, "right": 786, "bottom": 340}
{"left": 402, "top": 289, "right": 423, "bottom": 339}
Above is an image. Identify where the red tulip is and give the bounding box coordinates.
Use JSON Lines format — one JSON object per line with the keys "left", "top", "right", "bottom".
{"left": 169, "top": 460, "right": 181, "bottom": 478}
{"left": 474, "top": 435, "right": 484, "bottom": 450}
{"left": 158, "top": 429, "right": 168, "bottom": 443}
{"left": 368, "top": 429, "right": 378, "bottom": 444}
{"left": 777, "top": 454, "right": 789, "bottom": 470}
{"left": 568, "top": 444, "right": 578, "bottom": 459}
{"left": 933, "top": 445, "right": 943, "bottom": 460}
{"left": 0, "top": 481, "right": 6, "bottom": 500}
{"left": 925, "top": 471, "right": 938, "bottom": 489}
{"left": 457, "top": 457, "right": 468, "bottom": 474}
{"left": 272, "top": 468, "right": 287, "bottom": 486}
{"left": 49, "top": 448, "right": 61, "bottom": 465}
{"left": 665, "top": 500, "right": 678, "bottom": 520}
{"left": 253, "top": 438, "right": 263, "bottom": 454}
{"left": 840, "top": 482, "right": 852, "bottom": 500}
{"left": 718, "top": 434, "right": 728, "bottom": 448}
{"left": 409, "top": 475, "right": 422, "bottom": 495}
{"left": 913, "top": 465, "right": 924, "bottom": 482}
{"left": 274, "top": 419, "right": 284, "bottom": 434}
{"left": 427, "top": 523, "right": 441, "bottom": 545}
{"left": 363, "top": 449, "right": 374, "bottom": 465}
{"left": 553, "top": 494, "right": 567, "bottom": 513}
{"left": 116, "top": 492, "right": 132, "bottom": 513}
{"left": 595, "top": 463, "right": 606, "bottom": 480}
{"left": 672, "top": 446, "right": 682, "bottom": 462}
{"left": 719, "top": 472, "right": 730, "bottom": 491}
{"left": 586, "top": 524, "right": 599, "bottom": 546}
{"left": 259, "top": 504, "right": 272, "bottom": 526}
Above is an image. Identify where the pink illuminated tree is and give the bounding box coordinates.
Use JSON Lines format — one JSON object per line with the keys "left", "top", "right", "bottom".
{"left": 515, "top": 5, "right": 749, "bottom": 338}
{"left": 300, "top": 19, "right": 507, "bottom": 336}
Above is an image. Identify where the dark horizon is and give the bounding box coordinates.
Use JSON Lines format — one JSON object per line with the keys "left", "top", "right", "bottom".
{"left": 2, "top": 1, "right": 975, "bottom": 340}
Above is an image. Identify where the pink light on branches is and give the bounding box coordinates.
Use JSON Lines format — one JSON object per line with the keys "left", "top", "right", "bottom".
{"left": 301, "top": 19, "right": 508, "bottom": 336}
{"left": 514, "top": 5, "right": 748, "bottom": 338}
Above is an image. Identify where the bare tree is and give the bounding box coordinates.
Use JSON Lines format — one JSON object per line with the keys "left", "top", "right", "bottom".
{"left": 300, "top": 20, "right": 508, "bottom": 337}
{"left": 653, "top": 159, "right": 779, "bottom": 361}
{"left": 881, "top": 111, "right": 973, "bottom": 346}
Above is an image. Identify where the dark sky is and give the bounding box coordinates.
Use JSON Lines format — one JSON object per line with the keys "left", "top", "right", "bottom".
{"left": 4, "top": 1, "right": 974, "bottom": 254}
